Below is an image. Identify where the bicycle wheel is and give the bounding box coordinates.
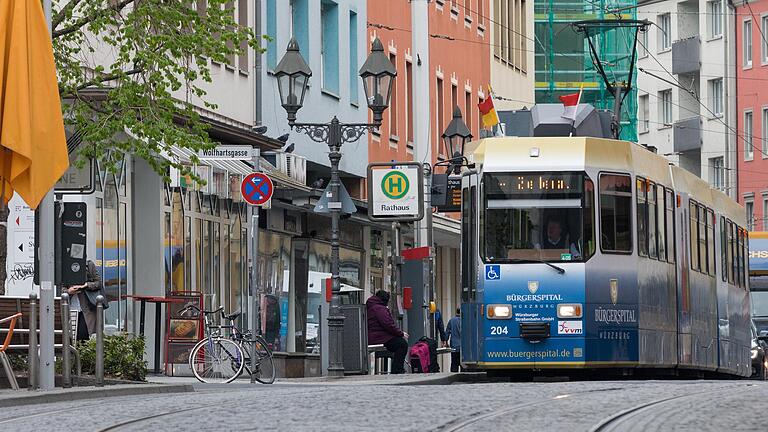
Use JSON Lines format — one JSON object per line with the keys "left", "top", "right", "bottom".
{"left": 247, "top": 336, "right": 276, "bottom": 384}
{"left": 189, "top": 337, "right": 245, "bottom": 384}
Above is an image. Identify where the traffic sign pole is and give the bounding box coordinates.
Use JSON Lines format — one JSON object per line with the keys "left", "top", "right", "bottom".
{"left": 248, "top": 149, "right": 260, "bottom": 384}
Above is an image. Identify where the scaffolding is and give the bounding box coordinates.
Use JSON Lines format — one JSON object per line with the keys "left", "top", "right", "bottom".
{"left": 535, "top": 0, "right": 638, "bottom": 142}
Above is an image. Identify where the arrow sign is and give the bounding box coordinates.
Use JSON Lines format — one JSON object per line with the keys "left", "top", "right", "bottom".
{"left": 314, "top": 181, "right": 356, "bottom": 215}
{"left": 241, "top": 172, "right": 273, "bottom": 206}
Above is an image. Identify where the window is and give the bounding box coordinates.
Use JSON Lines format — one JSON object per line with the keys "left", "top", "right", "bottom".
{"left": 266, "top": 0, "right": 277, "bottom": 70}
{"left": 648, "top": 181, "right": 658, "bottom": 259}
{"left": 727, "top": 220, "right": 735, "bottom": 283}
{"left": 763, "top": 108, "right": 768, "bottom": 155}
{"left": 465, "top": 91, "right": 473, "bottom": 135}
{"left": 698, "top": 204, "right": 707, "bottom": 273}
{"left": 482, "top": 172, "right": 593, "bottom": 263}
{"left": 707, "top": 1, "right": 722, "bottom": 39}
{"left": 744, "top": 19, "right": 753, "bottom": 68}
{"left": 710, "top": 157, "right": 724, "bottom": 191}
{"left": 745, "top": 111, "right": 754, "bottom": 160}
{"left": 665, "top": 188, "right": 675, "bottom": 263}
{"left": 689, "top": 201, "right": 699, "bottom": 271}
{"left": 292, "top": 0, "right": 309, "bottom": 63}
{"left": 389, "top": 53, "right": 398, "bottom": 138}
{"left": 349, "top": 11, "right": 358, "bottom": 104}
{"left": 451, "top": 84, "right": 458, "bottom": 115}
{"left": 707, "top": 208, "right": 716, "bottom": 276}
{"left": 721, "top": 216, "right": 727, "bottom": 282}
{"left": 763, "top": 196, "right": 768, "bottom": 230}
{"left": 747, "top": 200, "right": 755, "bottom": 230}
{"left": 493, "top": 0, "right": 525, "bottom": 69}
{"left": 763, "top": 16, "right": 768, "bottom": 63}
{"left": 709, "top": 78, "right": 723, "bottom": 116}
{"left": 320, "top": 1, "right": 339, "bottom": 94}
{"left": 406, "top": 62, "right": 414, "bottom": 143}
{"left": 659, "top": 89, "right": 672, "bottom": 126}
{"left": 639, "top": 94, "right": 649, "bottom": 133}
{"left": 238, "top": 0, "right": 248, "bottom": 71}
{"left": 637, "top": 177, "right": 648, "bottom": 257}
{"left": 657, "top": 184, "right": 666, "bottom": 262}
{"left": 600, "top": 173, "right": 633, "bottom": 253}
{"left": 640, "top": 28, "right": 649, "bottom": 58}
{"left": 437, "top": 77, "right": 444, "bottom": 154}
{"left": 658, "top": 13, "right": 671, "bottom": 51}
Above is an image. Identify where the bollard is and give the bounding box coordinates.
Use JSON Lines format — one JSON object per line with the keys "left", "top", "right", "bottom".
{"left": 95, "top": 295, "right": 104, "bottom": 387}
{"left": 28, "top": 293, "right": 38, "bottom": 391}
{"left": 61, "top": 293, "right": 71, "bottom": 388}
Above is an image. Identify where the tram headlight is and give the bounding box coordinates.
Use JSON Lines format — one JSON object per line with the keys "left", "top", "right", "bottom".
{"left": 557, "top": 303, "right": 583, "bottom": 319}
{"left": 752, "top": 348, "right": 759, "bottom": 359}
{"left": 487, "top": 304, "right": 512, "bottom": 319}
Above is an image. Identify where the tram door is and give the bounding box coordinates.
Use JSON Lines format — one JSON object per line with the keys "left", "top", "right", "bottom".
{"left": 460, "top": 172, "right": 480, "bottom": 364}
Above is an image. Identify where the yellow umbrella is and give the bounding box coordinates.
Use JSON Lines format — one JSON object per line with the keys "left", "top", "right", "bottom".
{"left": 0, "top": 0, "right": 69, "bottom": 209}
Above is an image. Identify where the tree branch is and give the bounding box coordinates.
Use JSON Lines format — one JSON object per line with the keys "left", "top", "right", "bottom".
{"left": 52, "top": 0, "right": 86, "bottom": 31}
{"left": 60, "top": 67, "right": 144, "bottom": 98}
{"left": 52, "top": 0, "right": 135, "bottom": 39}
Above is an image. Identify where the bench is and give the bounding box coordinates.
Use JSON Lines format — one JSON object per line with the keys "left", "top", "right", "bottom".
{"left": 0, "top": 313, "right": 22, "bottom": 389}
{"left": 367, "top": 344, "right": 393, "bottom": 375}
{"left": 0, "top": 296, "right": 81, "bottom": 388}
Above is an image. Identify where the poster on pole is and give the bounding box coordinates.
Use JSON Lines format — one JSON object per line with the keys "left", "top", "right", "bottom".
{"left": 366, "top": 162, "right": 424, "bottom": 221}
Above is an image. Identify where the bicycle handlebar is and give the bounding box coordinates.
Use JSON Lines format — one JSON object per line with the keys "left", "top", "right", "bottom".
{"left": 179, "top": 304, "right": 224, "bottom": 316}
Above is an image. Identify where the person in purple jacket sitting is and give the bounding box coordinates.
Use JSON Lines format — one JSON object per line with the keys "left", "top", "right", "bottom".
{"left": 366, "top": 290, "right": 409, "bottom": 374}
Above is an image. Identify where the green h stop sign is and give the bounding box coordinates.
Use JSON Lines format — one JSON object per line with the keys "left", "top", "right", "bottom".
{"left": 381, "top": 171, "right": 410, "bottom": 199}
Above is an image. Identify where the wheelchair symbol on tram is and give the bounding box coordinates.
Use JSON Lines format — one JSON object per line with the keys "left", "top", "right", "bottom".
{"left": 485, "top": 265, "right": 501, "bottom": 281}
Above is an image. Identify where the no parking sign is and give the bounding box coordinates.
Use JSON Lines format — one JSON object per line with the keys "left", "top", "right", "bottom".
{"left": 241, "top": 173, "right": 273, "bottom": 206}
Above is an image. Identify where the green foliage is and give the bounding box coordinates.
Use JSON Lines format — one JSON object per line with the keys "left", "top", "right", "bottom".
{"left": 78, "top": 333, "right": 147, "bottom": 381}
{"left": 52, "top": 0, "right": 267, "bottom": 184}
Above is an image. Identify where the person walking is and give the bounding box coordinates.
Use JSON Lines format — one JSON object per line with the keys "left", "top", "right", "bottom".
{"left": 366, "top": 290, "right": 409, "bottom": 374}
{"left": 445, "top": 308, "right": 462, "bottom": 372}
{"left": 63, "top": 259, "right": 103, "bottom": 341}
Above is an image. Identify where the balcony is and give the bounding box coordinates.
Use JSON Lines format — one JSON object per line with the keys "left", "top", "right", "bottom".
{"left": 672, "top": 36, "right": 701, "bottom": 75}
{"left": 673, "top": 117, "right": 703, "bottom": 152}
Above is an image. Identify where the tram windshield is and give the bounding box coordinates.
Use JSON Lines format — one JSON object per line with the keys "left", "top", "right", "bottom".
{"left": 483, "top": 172, "right": 594, "bottom": 263}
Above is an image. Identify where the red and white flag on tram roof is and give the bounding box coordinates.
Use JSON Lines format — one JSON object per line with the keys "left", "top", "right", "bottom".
{"left": 559, "top": 84, "right": 584, "bottom": 121}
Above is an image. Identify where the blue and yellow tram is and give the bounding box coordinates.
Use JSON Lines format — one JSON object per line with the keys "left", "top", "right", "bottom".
{"left": 460, "top": 137, "right": 751, "bottom": 377}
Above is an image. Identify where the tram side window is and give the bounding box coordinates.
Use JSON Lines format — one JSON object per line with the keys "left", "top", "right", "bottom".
{"left": 739, "top": 228, "right": 746, "bottom": 288}
{"left": 707, "top": 209, "right": 715, "bottom": 277}
{"left": 599, "top": 173, "right": 633, "bottom": 253}
{"left": 657, "top": 184, "right": 666, "bottom": 261}
{"left": 637, "top": 178, "right": 648, "bottom": 257}
{"left": 470, "top": 186, "right": 477, "bottom": 297}
{"left": 698, "top": 204, "right": 707, "bottom": 274}
{"left": 583, "top": 178, "right": 596, "bottom": 259}
{"left": 648, "top": 181, "right": 658, "bottom": 259}
{"left": 720, "top": 216, "right": 727, "bottom": 282}
{"left": 728, "top": 221, "right": 735, "bottom": 284}
{"left": 689, "top": 201, "right": 699, "bottom": 272}
{"left": 744, "top": 228, "right": 750, "bottom": 288}
{"left": 461, "top": 187, "right": 470, "bottom": 302}
{"left": 666, "top": 189, "right": 675, "bottom": 263}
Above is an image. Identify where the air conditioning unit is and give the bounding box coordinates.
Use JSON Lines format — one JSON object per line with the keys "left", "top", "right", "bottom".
{"left": 276, "top": 153, "right": 307, "bottom": 184}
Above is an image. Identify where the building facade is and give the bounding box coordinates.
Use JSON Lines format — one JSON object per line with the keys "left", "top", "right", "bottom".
{"left": 490, "top": 0, "right": 535, "bottom": 112}
{"left": 636, "top": 0, "right": 736, "bottom": 194}
{"left": 735, "top": 0, "right": 768, "bottom": 230}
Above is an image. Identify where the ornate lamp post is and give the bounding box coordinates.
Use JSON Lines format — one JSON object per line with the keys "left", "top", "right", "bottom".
{"left": 274, "top": 37, "right": 396, "bottom": 377}
{"left": 440, "top": 106, "right": 472, "bottom": 175}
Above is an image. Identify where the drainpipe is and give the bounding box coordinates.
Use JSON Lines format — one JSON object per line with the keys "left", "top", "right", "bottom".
{"left": 723, "top": 0, "right": 731, "bottom": 198}
{"left": 254, "top": 0, "right": 262, "bottom": 127}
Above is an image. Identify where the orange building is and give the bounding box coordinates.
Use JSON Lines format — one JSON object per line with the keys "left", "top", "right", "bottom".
{"left": 367, "top": 0, "right": 491, "bottom": 166}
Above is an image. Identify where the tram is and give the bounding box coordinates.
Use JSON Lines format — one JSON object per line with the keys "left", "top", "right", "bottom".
{"left": 460, "top": 136, "right": 752, "bottom": 377}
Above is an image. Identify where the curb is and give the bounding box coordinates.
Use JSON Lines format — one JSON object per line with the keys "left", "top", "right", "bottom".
{"left": 389, "top": 372, "right": 486, "bottom": 386}
{"left": 0, "top": 384, "right": 195, "bottom": 408}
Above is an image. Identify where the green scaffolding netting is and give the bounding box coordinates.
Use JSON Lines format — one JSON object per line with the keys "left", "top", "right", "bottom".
{"left": 534, "top": 0, "right": 638, "bottom": 142}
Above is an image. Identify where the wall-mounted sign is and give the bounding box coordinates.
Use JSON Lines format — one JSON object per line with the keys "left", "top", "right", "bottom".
{"left": 197, "top": 145, "right": 253, "bottom": 160}
{"left": 367, "top": 162, "right": 423, "bottom": 221}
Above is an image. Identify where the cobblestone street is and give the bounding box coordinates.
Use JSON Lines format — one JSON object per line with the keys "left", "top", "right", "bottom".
{"left": 2, "top": 378, "right": 767, "bottom": 431}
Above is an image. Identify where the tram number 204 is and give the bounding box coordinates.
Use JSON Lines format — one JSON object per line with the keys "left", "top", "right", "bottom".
{"left": 490, "top": 326, "right": 509, "bottom": 335}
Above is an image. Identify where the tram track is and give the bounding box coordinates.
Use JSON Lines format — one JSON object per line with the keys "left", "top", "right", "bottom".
{"left": 433, "top": 386, "right": 626, "bottom": 432}
{"left": 588, "top": 383, "right": 757, "bottom": 432}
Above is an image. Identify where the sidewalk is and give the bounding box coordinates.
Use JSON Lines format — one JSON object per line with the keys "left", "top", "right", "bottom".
{"left": 147, "top": 372, "right": 483, "bottom": 387}
{"left": 0, "top": 381, "right": 194, "bottom": 408}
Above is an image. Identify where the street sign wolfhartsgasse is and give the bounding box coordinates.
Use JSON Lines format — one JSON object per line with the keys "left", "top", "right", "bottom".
{"left": 366, "top": 162, "right": 424, "bottom": 221}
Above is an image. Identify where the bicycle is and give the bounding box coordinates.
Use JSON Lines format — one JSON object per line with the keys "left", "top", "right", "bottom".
{"left": 184, "top": 305, "right": 275, "bottom": 384}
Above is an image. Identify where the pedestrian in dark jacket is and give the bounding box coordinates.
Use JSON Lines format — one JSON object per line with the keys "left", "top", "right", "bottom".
{"left": 63, "top": 260, "right": 102, "bottom": 341}
{"left": 446, "top": 308, "right": 462, "bottom": 372}
{"left": 366, "top": 290, "right": 409, "bottom": 374}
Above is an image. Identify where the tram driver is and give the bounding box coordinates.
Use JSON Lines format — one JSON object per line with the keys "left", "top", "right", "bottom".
{"left": 537, "top": 217, "right": 581, "bottom": 259}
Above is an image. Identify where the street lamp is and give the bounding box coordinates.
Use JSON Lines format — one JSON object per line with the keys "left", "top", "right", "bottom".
{"left": 274, "top": 37, "right": 396, "bottom": 377}
{"left": 441, "top": 106, "right": 472, "bottom": 175}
